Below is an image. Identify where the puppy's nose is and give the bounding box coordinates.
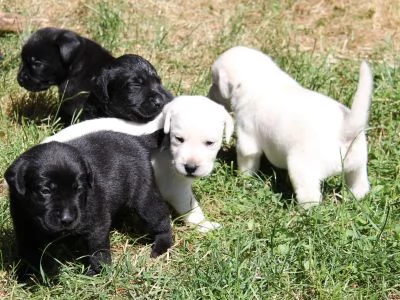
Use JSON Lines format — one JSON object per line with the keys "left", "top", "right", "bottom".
{"left": 184, "top": 164, "right": 198, "bottom": 175}
{"left": 151, "top": 97, "right": 161, "bottom": 107}
{"left": 60, "top": 210, "right": 74, "bottom": 226}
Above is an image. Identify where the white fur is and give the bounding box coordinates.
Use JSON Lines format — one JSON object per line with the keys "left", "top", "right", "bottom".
{"left": 43, "top": 95, "right": 234, "bottom": 231}
{"left": 208, "top": 46, "right": 373, "bottom": 208}
{"left": 42, "top": 114, "right": 165, "bottom": 143}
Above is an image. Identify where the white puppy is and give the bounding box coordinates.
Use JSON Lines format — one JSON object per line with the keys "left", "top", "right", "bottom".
{"left": 208, "top": 46, "right": 373, "bottom": 208}
{"left": 43, "top": 95, "right": 234, "bottom": 231}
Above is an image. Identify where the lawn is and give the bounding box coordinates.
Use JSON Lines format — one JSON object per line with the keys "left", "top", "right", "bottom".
{"left": 0, "top": 0, "right": 399, "bottom": 298}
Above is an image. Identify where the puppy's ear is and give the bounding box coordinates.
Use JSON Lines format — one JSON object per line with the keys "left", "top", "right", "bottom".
{"left": 4, "top": 157, "right": 29, "bottom": 197}
{"left": 222, "top": 108, "right": 234, "bottom": 143}
{"left": 212, "top": 68, "right": 233, "bottom": 100}
{"left": 163, "top": 102, "right": 173, "bottom": 134}
{"left": 91, "top": 72, "right": 111, "bottom": 104}
{"left": 55, "top": 31, "right": 83, "bottom": 65}
{"left": 83, "top": 159, "right": 94, "bottom": 189}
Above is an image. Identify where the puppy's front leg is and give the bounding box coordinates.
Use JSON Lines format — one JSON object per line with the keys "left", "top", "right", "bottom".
{"left": 10, "top": 204, "right": 50, "bottom": 281}
{"left": 288, "top": 155, "right": 322, "bottom": 209}
{"left": 131, "top": 188, "right": 173, "bottom": 258}
{"left": 345, "top": 164, "right": 370, "bottom": 200}
{"left": 153, "top": 151, "right": 221, "bottom": 232}
{"left": 85, "top": 230, "right": 112, "bottom": 275}
{"left": 236, "top": 129, "right": 262, "bottom": 175}
{"left": 16, "top": 242, "right": 47, "bottom": 281}
{"left": 162, "top": 177, "right": 221, "bottom": 232}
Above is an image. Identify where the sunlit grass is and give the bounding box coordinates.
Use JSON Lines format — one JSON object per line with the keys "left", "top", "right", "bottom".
{"left": 0, "top": 0, "right": 399, "bottom": 298}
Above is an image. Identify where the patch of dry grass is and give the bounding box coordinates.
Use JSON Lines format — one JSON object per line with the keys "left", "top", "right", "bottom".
{"left": 286, "top": 0, "right": 400, "bottom": 59}
{"left": 2, "top": 0, "right": 398, "bottom": 57}
{"left": 0, "top": 1, "right": 399, "bottom": 298}
{"left": 2, "top": 0, "right": 398, "bottom": 90}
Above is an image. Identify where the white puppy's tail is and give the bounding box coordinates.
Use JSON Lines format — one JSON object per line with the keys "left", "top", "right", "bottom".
{"left": 343, "top": 61, "right": 373, "bottom": 139}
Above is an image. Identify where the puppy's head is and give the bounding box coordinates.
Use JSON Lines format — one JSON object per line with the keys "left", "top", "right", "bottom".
{"left": 90, "top": 54, "right": 173, "bottom": 122}
{"left": 163, "top": 95, "right": 234, "bottom": 178}
{"left": 17, "top": 27, "right": 84, "bottom": 92}
{"left": 4, "top": 142, "right": 92, "bottom": 234}
{"left": 208, "top": 46, "right": 299, "bottom": 110}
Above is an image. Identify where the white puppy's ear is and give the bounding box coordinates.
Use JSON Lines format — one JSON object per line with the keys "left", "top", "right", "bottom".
{"left": 163, "top": 102, "right": 173, "bottom": 134}
{"left": 215, "top": 69, "right": 232, "bottom": 99}
{"left": 223, "top": 109, "right": 234, "bottom": 143}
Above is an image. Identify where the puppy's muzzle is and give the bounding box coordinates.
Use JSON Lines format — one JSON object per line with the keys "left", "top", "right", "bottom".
{"left": 17, "top": 70, "right": 51, "bottom": 91}
{"left": 60, "top": 209, "right": 75, "bottom": 226}
{"left": 184, "top": 163, "right": 198, "bottom": 176}
{"left": 150, "top": 96, "right": 162, "bottom": 108}
{"left": 45, "top": 207, "right": 80, "bottom": 232}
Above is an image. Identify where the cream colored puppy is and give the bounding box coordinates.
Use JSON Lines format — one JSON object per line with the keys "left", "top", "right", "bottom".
{"left": 208, "top": 46, "right": 373, "bottom": 208}
{"left": 43, "top": 95, "right": 234, "bottom": 231}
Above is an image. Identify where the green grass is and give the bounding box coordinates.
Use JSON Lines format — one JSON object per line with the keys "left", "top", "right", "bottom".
{"left": 1, "top": 0, "right": 400, "bottom": 298}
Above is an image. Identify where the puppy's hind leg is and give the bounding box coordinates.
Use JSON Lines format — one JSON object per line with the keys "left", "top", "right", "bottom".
{"left": 345, "top": 164, "right": 370, "bottom": 200}
{"left": 288, "top": 157, "right": 323, "bottom": 209}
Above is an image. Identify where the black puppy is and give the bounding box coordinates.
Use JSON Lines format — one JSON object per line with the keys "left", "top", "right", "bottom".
{"left": 17, "top": 27, "right": 115, "bottom": 123}
{"left": 83, "top": 54, "right": 173, "bottom": 122}
{"left": 4, "top": 131, "right": 172, "bottom": 281}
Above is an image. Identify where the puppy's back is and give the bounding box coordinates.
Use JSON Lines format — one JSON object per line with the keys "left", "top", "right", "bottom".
{"left": 67, "top": 131, "right": 155, "bottom": 185}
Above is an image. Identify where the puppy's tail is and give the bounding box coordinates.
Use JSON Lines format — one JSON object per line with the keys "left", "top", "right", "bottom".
{"left": 343, "top": 61, "right": 373, "bottom": 139}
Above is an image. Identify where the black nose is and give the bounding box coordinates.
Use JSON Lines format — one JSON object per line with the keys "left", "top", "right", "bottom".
{"left": 184, "top": 164, "right": 198, "bottom": 175}
{"left": 151, "top": 96, "right": 161, "bottom": 107}
{"left": 60, "top": 209, "right": 74, "bottom": 226}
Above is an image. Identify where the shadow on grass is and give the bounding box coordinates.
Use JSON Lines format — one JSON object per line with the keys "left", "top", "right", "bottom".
{"left": 5, "top": 91, "right": 59, "bottom": 125}
{"left": 217, "top": 145, "right": 342, "bottom": 207}
{"left": 0, "top": 228, "right": 18, "bottom": 275}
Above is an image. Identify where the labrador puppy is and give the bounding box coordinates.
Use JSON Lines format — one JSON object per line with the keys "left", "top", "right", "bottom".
{"left": 17, "top": 27, "right": 115, "bottom": 124}
{"left": 43, "top": 95, "right": 234, "bottom": 232}
{"left": 83, "top": 54, "right": 173, "bottom": 122}
{"left": 5, "top": 132, "right": 172, "bottom": 281}
{"left": 208, "top": 46, "right": 373, "bottom": 208}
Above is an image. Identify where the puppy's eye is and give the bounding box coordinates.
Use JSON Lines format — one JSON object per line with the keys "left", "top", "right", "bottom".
{"left": 131, "top": 77, "right": 144, "bottom": 86}
{"left": 41, "top": 188, "right": 51, "bottom": 195}
{"left": 30, "top": 57, "right": 43, "bottom": 69}
{"left": 175, "top": 136, "right": 184, "bottom": 143}
{"left": 205, "top": 141, "right": 215, "bottom": 146}
{"left": 33, "top": 61, "right": 42, "bottom": 68}
{"left": 72, "top": 182, "right": 78, "bottom": 190}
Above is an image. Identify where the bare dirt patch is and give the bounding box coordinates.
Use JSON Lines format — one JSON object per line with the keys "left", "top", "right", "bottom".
{"left": 1, "top": 0, "right": 397, "bottom": 90}
{"left": 2, "top": 0, "right": 397, "bottom": 59}
{"left": 285, "top": 0, "right": 400, "bottom": 59}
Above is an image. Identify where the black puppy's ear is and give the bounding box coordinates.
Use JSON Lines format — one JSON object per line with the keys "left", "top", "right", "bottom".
{"left": 55, "top": 31, "right": 83, "bottom": 65}
{"left": 83, "top": 159, "right": 94, "bottom": 189}
{"left": 4, "top": 157, "right": 29, "bottom": 197}
{"left": 90, "top": 72, "right": 111, "bottom": 104}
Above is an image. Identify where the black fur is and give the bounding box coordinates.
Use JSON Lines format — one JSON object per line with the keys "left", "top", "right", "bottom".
{"left": 17, "top": 27, "right": 115, "bottom": 124}
{"left": 83, "top": 54, "right": 173, "bottom": 122}
{"left": 4, "top": 131, "right": 172, "bottom": 281}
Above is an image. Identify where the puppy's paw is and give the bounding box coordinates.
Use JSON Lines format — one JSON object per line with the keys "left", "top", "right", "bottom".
{"left": 150, "top": 232, "right": 173, "bottom": 258}
{"left": 349, "top": 182, "right": 370, "bottom": 200}
{"left": 298, "top": 201, "right": 320, "bottom": 210}
{"left": 196, "top": 220, "right": 222, "bottom": 233}
{"left": 85, "top": 269, "right": 98, "bottom": 276}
